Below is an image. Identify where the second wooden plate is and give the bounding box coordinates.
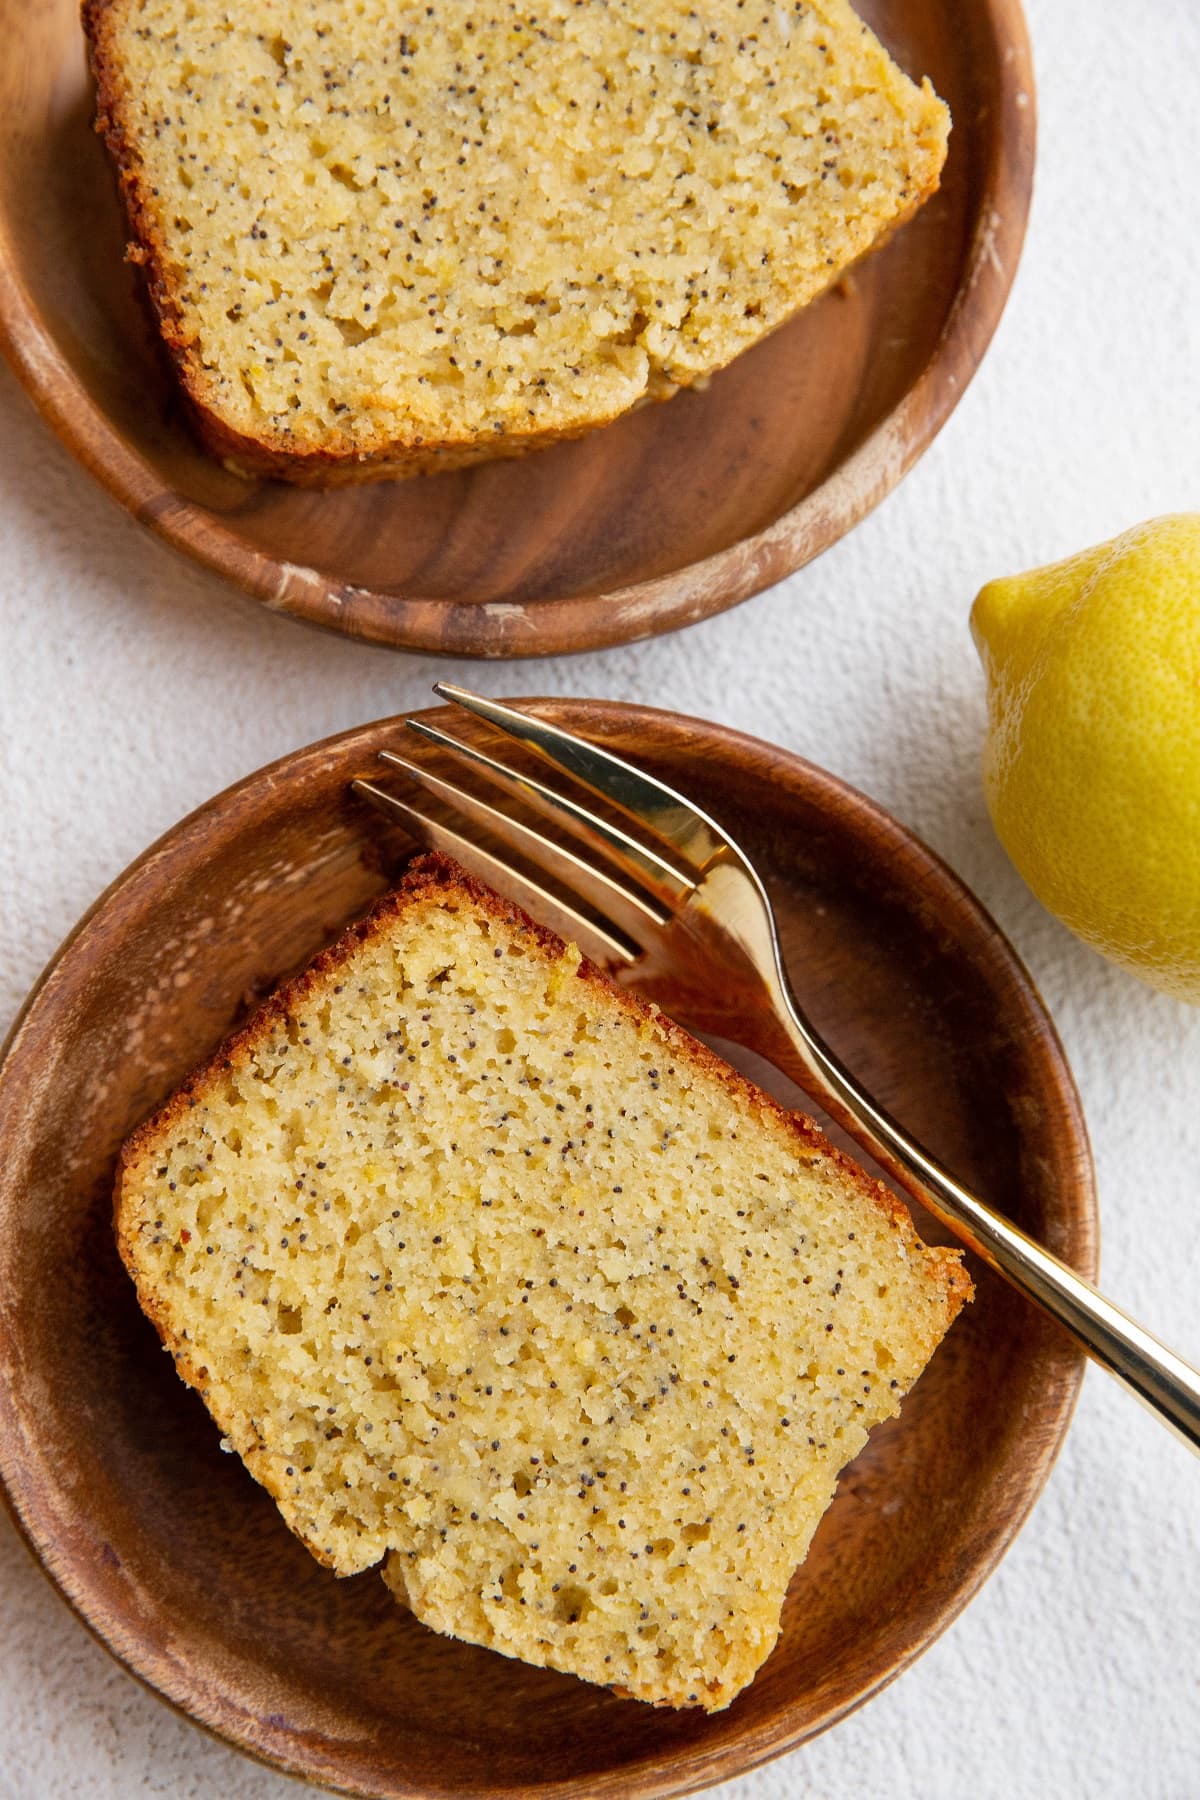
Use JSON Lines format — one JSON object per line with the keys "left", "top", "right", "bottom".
{"left": 0, "top": 1, "right": 1033, "bottom": 655}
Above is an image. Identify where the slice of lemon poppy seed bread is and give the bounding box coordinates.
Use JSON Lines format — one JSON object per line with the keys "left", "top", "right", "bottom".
{"left": 115, "top": 854, "right": 970, "bottom": 1709}
{"left": 84, "top": 0, "right": 949, "bottom": 483}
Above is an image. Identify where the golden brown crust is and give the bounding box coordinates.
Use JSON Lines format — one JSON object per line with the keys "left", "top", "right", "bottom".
{"left": 84, "top": 0, "right": 199, "bottom": 392}
{"left": 116, "top": 852, "right": 970, "bottom": 1344}
{"left": 180, "top": 392, "right": 640, "bottom": 486}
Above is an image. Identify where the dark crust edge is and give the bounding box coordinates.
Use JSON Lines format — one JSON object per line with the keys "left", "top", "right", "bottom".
{"left": 81, "top": 0, "right": 948, "bottom": 487}
{"left": 83, "top": 0, "right": 201, "bottom": 410}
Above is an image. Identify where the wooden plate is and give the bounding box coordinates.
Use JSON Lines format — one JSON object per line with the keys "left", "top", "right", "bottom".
{"left": 0, "top": 2, "right": 1033, "bottom": 657}
{"left": 0, "top": 701, "right": 1094, "bottom": 1799}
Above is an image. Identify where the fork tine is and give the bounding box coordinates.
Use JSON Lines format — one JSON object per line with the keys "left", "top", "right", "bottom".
{"left": 365, "top": 746, "right": 673, "bottom": 934}
{"left": 351, "top": 779, "right": 640, "bottom": 968}
{"left": 432, "top": 683, "right": 729, "bottom": 870}
{"left": 393, "top": 718, "right": 695, "bottom": 903}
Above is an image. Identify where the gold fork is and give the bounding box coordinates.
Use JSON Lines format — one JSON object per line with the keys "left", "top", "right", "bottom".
{"left": 354, "top": 682, "right": 1200, "bottom": 1456}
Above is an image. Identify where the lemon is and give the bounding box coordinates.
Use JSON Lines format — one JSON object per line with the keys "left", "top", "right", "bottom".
{"left": 970, "top": 515, "right": 1200, "bottom": 1004}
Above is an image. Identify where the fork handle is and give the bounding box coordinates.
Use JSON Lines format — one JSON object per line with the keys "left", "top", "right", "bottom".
{"left": 775, "top": 1007, "right": 1200, "bottom": 1457}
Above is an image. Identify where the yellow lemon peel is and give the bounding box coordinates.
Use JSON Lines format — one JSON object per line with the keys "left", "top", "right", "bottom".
{"left": 971, "top": 514, "right": 1200, "bottom": 1004}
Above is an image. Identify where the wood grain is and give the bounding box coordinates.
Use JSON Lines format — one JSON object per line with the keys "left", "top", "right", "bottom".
{"left": 0, "top": 702, "right": 1095, "bottom": 1799}
{"left": 0, "top": 1, "right": 1035, "bottom": 656}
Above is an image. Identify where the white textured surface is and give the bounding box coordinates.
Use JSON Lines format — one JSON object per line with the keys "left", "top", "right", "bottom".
{"left": 2, "top": 2, "right": 1200, "bottom": 1794}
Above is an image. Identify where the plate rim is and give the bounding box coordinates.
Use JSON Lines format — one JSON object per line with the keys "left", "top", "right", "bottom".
{"left": 0, "top": 697, "right": 1096, "bottom": 1798}
{"left": 0, "top": 0, "right": 1035, "bottom": 657}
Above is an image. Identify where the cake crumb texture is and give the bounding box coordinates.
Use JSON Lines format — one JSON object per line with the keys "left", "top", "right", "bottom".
{"left": 85, "top": 0, "right": 949, "bottom": 481}
{"left": 115, "top": 855, "right": 969, "bottom": 1709}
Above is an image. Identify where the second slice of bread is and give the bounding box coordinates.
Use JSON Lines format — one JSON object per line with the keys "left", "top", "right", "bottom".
{"left": 115, "top": 855, "right": 970, "bottom": 1709}
{"left": 85, "top": 0, "right": 949, "bottom": 483}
